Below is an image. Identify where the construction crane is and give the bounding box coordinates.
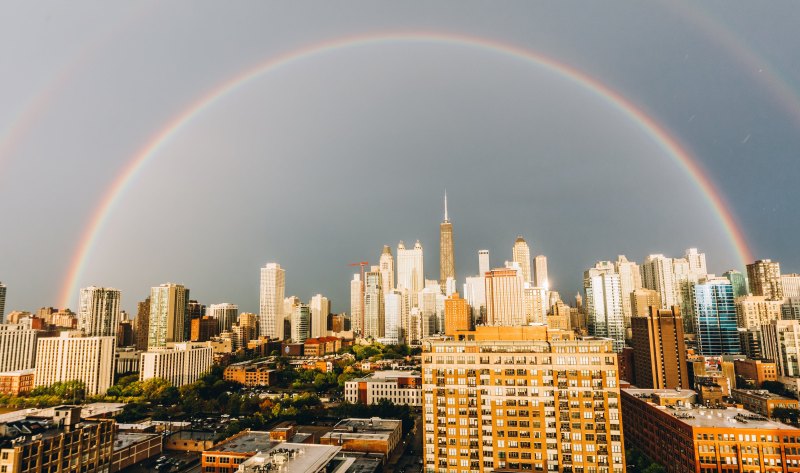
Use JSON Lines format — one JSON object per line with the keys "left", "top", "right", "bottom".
{"left": 348, "top": 261, "right": 369, "bottom": 338}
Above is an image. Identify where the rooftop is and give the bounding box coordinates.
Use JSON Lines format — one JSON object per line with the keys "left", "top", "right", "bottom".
{"left": 732, "top": 389, "right": 797, "bottom": 401}
{"left": 113, "top": 432, "right": 161, "bottom": 451}
{"left": 207, "top": 431, "right": 277, "bottom": 453}
{"left": 238, "top": 443, "right": 341, "bottom": 473}
{"left": 333, "top": 418, "right": 401, "bottom": 433}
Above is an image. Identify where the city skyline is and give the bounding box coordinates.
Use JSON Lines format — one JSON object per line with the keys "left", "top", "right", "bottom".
{"left": 2, "top": 3, "right": 800, "bottom": 315}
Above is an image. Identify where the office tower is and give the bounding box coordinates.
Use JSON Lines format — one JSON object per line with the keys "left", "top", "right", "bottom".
{"left": 148, "top": 283, "right": 189, "bottom": 349}
{"left": 439, "top": 192, "right": 455, "bottom": 288}
{"left": 782, "top": 273, "right": 800, "bottom": 298}
{"left": 463, "top": 276, "right": 486, "bottom": 324}
{"left": 364, "top": 267, "right": 384, "bottom": 339}
{"left": 237, "top": 312, "right": 259, "bottom": 346}
{"left": 762, "top": 320, "right": 800, "bottom": 377}
{"left": 735, "top": 295, "right": 782, "bottom": 330}
{"left": 722, "top": 269, "right": 749, "bottom": 298}
{"left": 35, "top": 332, "right": 115, "bottom": 396}
{"left": 379, "top": 245, "right": 395, "bottom": 294}
{"left": 533, "top": 254, "right": 548, "bottom": 289}
{"left": 309, "top": 294, "right": 330, "bottom": 338}
{"left": 187, "top": 299, "right": 205, "bottom": 319}
{"left": 615, "top": 255, "right": 642, "bottom": 333}
{"left": 207, "top": 303, "right": 238, "bottom": 333}
{"left": 631, "top": 306, "right": 689, "bottom": 389}
{"left": 420, "top": 284, "right": 442, "bottom": 336}
{"left": 478, "top": 250, "right": 490, "bottom": 277}
{"left": 523, "top": 284, "right": 547, "bottom": 324}
{"left": 116, "top": 312, "right": 134, "bottom": 347}
{"left": 422, "top": 326, "right": 625, "bottom": 473}
{"left": 693, "top": 278, "right": 739, "bottom": 355}
{"left": 641, "top": 254, "right": 682, "bottom": 310}
{"left": 350, "top": 274, "right": 363, "bottom": 336}
{"left": 190, "top": 316, "right": 220, "bottom": 342}
{"left": 512, "top": 236, "right": 532, "bottom": 282}
{"left": 584, "top": 261, "right": 625, "bottom": 352}
{"left": 397, "top": 240, "right": 424, "bottom": 304}
{"left": 134, "top": 297, "right": 150, "bottom": 351}
{"left": 383, "top": 290, "right": 403, "bottom": 344}
{"left": 0, "top": 282, "right": 5, "bottom": 323}
{"left": 443, "top": 292, "right": 470, "bottom": 335}
{"left": 747, "top": 259, "right": 783, "bottom": 300}
{"left": 290, "top": 304, "right": 310, "bottom": 343}
{"left": 0, "top": 322, "right": 37, "bottom": 372}
{"left": 259, "top": 263, "right": 285, "bottom": 340}
{"left": 630, "top": 288, "right": 660, "bottom": 317}
{"left": 484, "top": 267, "right": 524, "bottom": 326}
{"left": 77, "top": 286, "right": 121, "bottom": 338}
{"left": 685, "top": 247, "right": 707, "bottom": 274}
{"left": 140, "top": 342, "right": 214, "bottom": 387}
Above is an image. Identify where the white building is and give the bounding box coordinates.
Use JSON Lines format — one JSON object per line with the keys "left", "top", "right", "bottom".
{"left": 512, "top": 237, "right": 531, "bottom": 283}
{"left": 463, "top": 275, "right": 486, "bottom": 323}
{"left": 140, "top": 342, "right": 213, "bottom": 387}
{"left": 382, "top": 291, "right": 403, "bottom": 344}
{"left": 344, "top": 370, "right": 422, "bottom": 406}
{"left": 397, "top": 240, "right": 424, "bottom": 306}
{"left": 762, "top": 320, "right": 800, "bottom": 378}
{"left": 207, "top": 303, "right": 238, "bottom": 333}
{"left": 477, "top": 250, "right": 490, "bottom": 277}
{"left": 350, "top": 274, "right": 363, "bottom": 336}
{"left": 78, "top": 286, "right": 121, "bottom": 338}
{"left": 0, "top": 322, "right": 37, "bottom": 372}
{"left": 533, "top": 254, "right": 549, "bottom": 289}
{"left": 259, "top": 263, "right": 285, "bottom": 340}
{"left": 614, "top": 255, "right": 642, "bottom": 331}
{"left": 736, "top": 295, "right": 783, "bottom": 330}
{"left": 115, "top": 347, "right": 142, "bottom": 374}
{"left": 379, "top": 245, "right": 395, "bottom": 295}
{"left": 363, "top": 268, "right": 384, "bottom": 339}
{"left": 782, "top": 274, "right": 800, "bottom": 299}
{"left": 309, "top": 294, "right": 330, "bottom": 338}
{"left": 523, "top": 284, "right": 548, "bottom": 324}
{"left": 584, "top": 261, "right": 625, "bottom": 352}
{"left": 35, "top": 332, "right": 115, "bottom": 396}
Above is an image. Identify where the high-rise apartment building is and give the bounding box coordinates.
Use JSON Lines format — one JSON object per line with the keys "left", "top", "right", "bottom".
{"left": 614, "top": 255, "right": 642, "bottom": 333}
{"left": 350, "top": 274, "right": 363, "bottom": 336}
{"left": 259, "top": 263, "right": 285, "bottom": 340}
{"left": 190, "top": 316, "right": 220, "bottom": 342}
{"left": 478, "top": 250, "right": 490, "bottom": 277}
{"left": 522, "top": 285, "right": 547, "bottom": 325}
{"left": 762, "top": 320, "right": 800, "bottom": 378}
{"left": 784, "top": 298, "right": 800, "bottom": 321}
{"left": 35, "top": 332, "right": 115, "bottom": 396}
{"left": 309, "top": 294, "right": 330, "bottom": 338}
{"left": 631, "top": 306, "right": 689, "bottom": 389}
{"left": 443, "top": 292, "right": 470, "bottom": 336}
{"left": 533, "top": 255, "right": 548, "bottom": 289}
{"left": 512, "top": 236, "right": 532, "bottom": 283}
{"left": 235, "top": 312, "right": 259, "bottom": 348}
{"left": 735, "top": 295, "right": 782, "bottom": 331}
{"left": 0, "top": 282, "right": 6, "bottom": 323}
{"left": 782, "top": 274, "right": 800, "bottom": 299}
{"left": 422, "top": 326, "right": 625, "bottom": 473}
{"left": 397, "top": 240, "right": 424, "bottom": 304}
{"left": 584, "top": 261, "right": 625, "bottom": 352}
{"left": 78, "top": 286, "right": 121, "bottom": 338}
{"left": 463, "top": 276, "right": 486, "bottom": 324}
{"left": 723, "top": 269, "right": 749, "bottom": 298}
{"left": 693, "top": 278, "right": 739, "bottom": 356}
{"left": 135, "top": 297, "right": 150, "bottom": 351}
{"left": 290, "top": 304, "right": 310, "bottom": 343}
{"left": 685, "top": 247, "right": 707, "bottom": 274}
{"left": 148, "top": 283, "right": 189, "bottom": 349}
{"left": 484, "top": 267, "right": 524, "bottom": 326}
{"left": 207, "top": 303, "right": 238, "bottom": 333}
{"left": 641, "top": 254, "right": 679, "bottom": 310}
{"left": 440, "top": 193, "right": 455, "bottom": 288}
{"left": 140, "top": 342, "right": 213, "bottom": 387}
{"left": 379, "top": 245, "right": 395, "bottom": 294}
{"left": 384, "top": 290, "right": 403, "bottom": 344}
{"left": 0, "top": 322, "right": 37, "bottom": 372}
{"left": 747, "top": 259, "right": 783, "bottom": 300}
{"left": 630, "top": 288, "right": 660, "bottom": 318}
{"left": 364, "top": 268, "right": 384, "bottom": 339}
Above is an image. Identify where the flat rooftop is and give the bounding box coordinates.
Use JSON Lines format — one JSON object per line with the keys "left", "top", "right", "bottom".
{"left": 239, "top": 443, "right": 341, "bottom": 473}
{"left": 113, "top": 432, "right": 161, "bottom": 451}
{"left": 0, "top": 403, "right": 125, "bottom": 424}
{"left": 732, "top": 389, "right": 797, "bottom": 401}
{"left": 207, "top": 431, "right": 277, "bottom": 453}
{"left": 333, "top": 418, "right": 401, "bottom": 432}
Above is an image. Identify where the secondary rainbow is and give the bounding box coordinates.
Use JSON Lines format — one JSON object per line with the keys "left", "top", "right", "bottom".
{"left": 58, "top": 31, "right": 754, "bottom": 308}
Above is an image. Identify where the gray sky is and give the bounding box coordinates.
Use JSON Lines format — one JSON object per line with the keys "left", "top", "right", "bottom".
{"left": 2, "top": 1, "right": 799, "bottom": 315}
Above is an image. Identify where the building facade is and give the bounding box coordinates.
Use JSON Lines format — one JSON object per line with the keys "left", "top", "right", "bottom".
{"left": 140, "top": 342, "right": 213, "bottom": 387}
{"left": 259, "top": 263, "right": 286, "bottom": 340}
{"left": 631, "top": 306, "right": 689, "bottom": 389}
{"left": 345, "top": 371, "right": 422, "bottom": 406}
{"left": 0, "top": 323, "right": 37, "bottom": 372}
{"left": 35, "top": 333, "right": 115, "bottom": 396}
{"left": 694, "top": 279, "right": 739, "bottom": 356}
{"left": 747, "top": 259, "right": 783, "bottom": 301}
{"left": 148, "top": 283, "right": 189, "bottom": 349}
{"left": 512, "top": 237, "right": 531, "bottom": 283}
{"left": 584, "top": 261, "right": 625, "bottom": 352}
{"left": 78, "top": 286, "right": 121, "bottom": 338}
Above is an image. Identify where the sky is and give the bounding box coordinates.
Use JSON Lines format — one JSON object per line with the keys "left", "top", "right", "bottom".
{"left": 1, "top": 1, "right": 799, "bottom": 315}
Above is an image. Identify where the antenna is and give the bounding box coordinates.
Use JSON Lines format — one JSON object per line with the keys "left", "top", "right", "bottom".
{"left": 444, "top": 190, "right": 449, "bottom": 222}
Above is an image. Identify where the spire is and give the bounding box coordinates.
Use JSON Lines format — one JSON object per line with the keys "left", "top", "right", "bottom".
{"left": 444, "top": 190, "right": 449, "bottom": 222}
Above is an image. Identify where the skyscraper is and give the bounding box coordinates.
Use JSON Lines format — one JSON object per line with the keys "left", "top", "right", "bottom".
{"left": 350, "top": 274, "right": 363, "bottom": 336}
{"left": 694, "top": 278, "right": 739, "bottom": 356}
{"left": 762, "top": 320, "right": 800, "bottom": 377}
{"left": 747, "top": 259, "right": 783, "bottom": 300}
{"left": 641, "top": 254, "right": 678, "bottom": 309}
{"left": 723, "top": 269, "right": 749, "bottom": 298}
{"left": 148, "top": 283, "right": 189, "bottom": 349}
{"left": 309, "top": 294, "right": 330, "bottom": 338}
{"left": 630, "top": 288, "right": 661, "bottom": 318}
{"left": 383, "top": 290, "right": 403, "bottom": 344}
{"left": 35, "top": 332, "right": 115, "bottom": 396}
{"left": 135, "top": 297, "right": 150, "bottom": 351}
{"left": 439, "top": 192, "right": 455, "bottom": 288}
{"left": 290, "top": 304, "right": 310, "bottom": 343}
{"left": 685, "top": 247, "right": 708, "bottom": 274}
{"left": 443, "top": 292, "right": 470, "bottom": 336}
{"left": 615, "top": 255, "right": 642, "bottom": 332}
{"left": 0, "top": 282, "right": 5, "bottom": 323}
{"left": 533, "top": 254, "right": 548, "bottom": 289}
{"left": 363, "top": 267, "right": 384, "bottom": 339}
{"left": 207, "top": 303, "right": 238, "bottom": 333}
{"left": 781, "top": 274, "right": 800, "bottom": 298}
{"left": 478, "top": 250, "right": 490, "bottom": 276}
{"left": 484, "top": 266, "right": 524, "bottom": 326}
{"left": 512, "top": 236, "right": 531, "bottom": 282}
{"left": 379, "top": 245, "right": 395, "bottom": 294}
{"left": 259, "top": 263, "right": 285, "bottom": 340}
{"left": 584, "top": 261, "right": 625, "bottom": 352}
{"left": 397, "top": 240, "right": 424, "bottom": 304}
{"left": 78, "top": 286, "right": 121, "bottom": 337}
{"left": 631, "top": 306, "right": 689, "bottom": 389}
{"left": 735, "top": 295, "right": 782, "bottom": 331}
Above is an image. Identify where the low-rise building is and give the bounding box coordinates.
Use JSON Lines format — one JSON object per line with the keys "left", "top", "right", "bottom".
{"left": 202, "top": 427, "right": 313, "bottom": 473}
{"left": 114, "top": 348, "right": 141, "bottom": 375}
{"left": 731, "top": 389, "right": 800, "bottom": 418}
{"left": 0, "top": 369, "right": 34, "bottom": 396}
{"left": 303, "top": 336, "right": 342, "bottom": 357}
{"left": 319, "top": 418, "right": 401, "bottom": 458}
{"left": 621, "top": 388, "right": 800, "bottom": 473}
{"left": 140, "top": 342, "right": 213, "bottom": 387}
{"left": 110, "top": 432, "right": 162, "bottom": 472}
{"left": 34, "top": 332, "right": 116, "bottom": 396}
{"left": 344, "top": 370, "right": 421, "bottom": 406}
{"left": 223, "top": 361, "right": 276, "bottom": 387}
{"left": 734, "top": 358, "right": 778, "bottom": 387}
{"left": 237, "top": 443, "right": 342, "bottom": 473}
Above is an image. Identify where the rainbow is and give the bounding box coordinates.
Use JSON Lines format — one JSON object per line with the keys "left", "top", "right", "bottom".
{"left": 58, "top": 31, "right": 753, "bottom": 308}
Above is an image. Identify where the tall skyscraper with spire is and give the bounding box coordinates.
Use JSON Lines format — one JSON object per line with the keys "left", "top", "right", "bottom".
{"left": 440, "top": 191, "right": 455, "bottom": 288}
